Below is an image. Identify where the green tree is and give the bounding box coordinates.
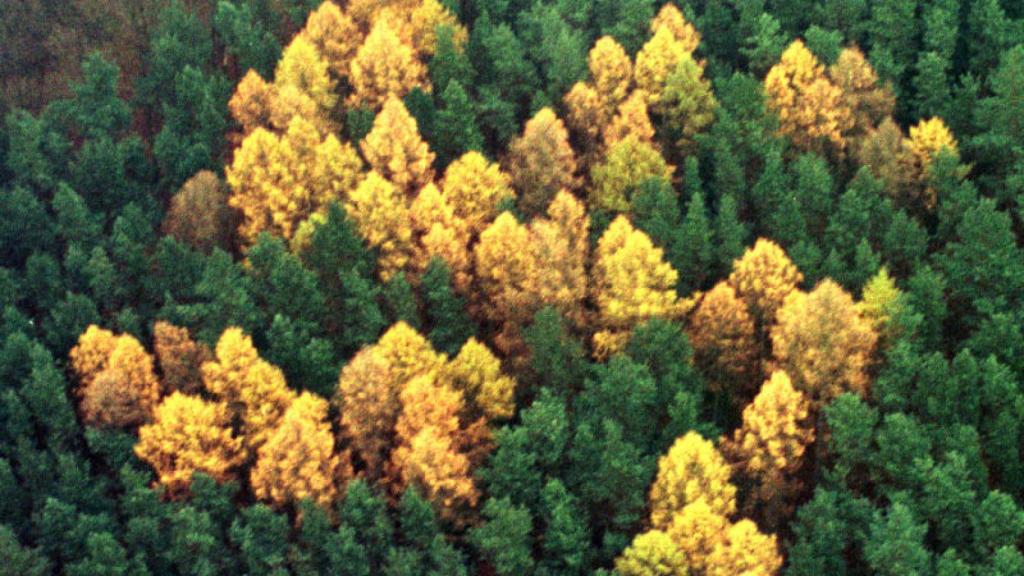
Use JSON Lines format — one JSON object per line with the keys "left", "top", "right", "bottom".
{"left": 229, "top": 505, "right": 290, "bottom": 576}
{"left": 421, "top": 258, "right": 474, "bottom": 357}
{"left": 432, "top": 81, "right": 484, "bottom": 169}
{"left": 470, "top": 497, "right": 535, "bottom": 576}
{"left": 865, "top": 502, "right": 932, "bottom": 576}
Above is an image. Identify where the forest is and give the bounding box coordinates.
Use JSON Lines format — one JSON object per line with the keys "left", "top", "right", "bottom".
{"left": 2, "top": 0, "right": 1024, "bottom": 574}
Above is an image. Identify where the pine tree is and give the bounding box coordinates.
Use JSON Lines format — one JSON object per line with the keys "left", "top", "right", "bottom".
{"left": 660, "top": 53, "right": 718, "bottom": 153}
{"left": 677, "top": 190, "right": 713, "bottom": 294}
{"left": 432, "top": 81, "right": 484, "bottom": 168}
{"left": 422, "top": 258, "right": 475, "bottom": 356}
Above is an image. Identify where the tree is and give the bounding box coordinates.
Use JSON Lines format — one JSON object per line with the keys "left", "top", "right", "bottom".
{"left": 687, "top": 282, "right": 758, "bottom": 402}
{"left": 855, "top": 119, "right": 915, "bottom": 207}
{"left": 677, "top": 190, "right": 713, "bottom": 294}
{"left": 722, "top": 371, "right": 814, "bottom": 526}
{"left": 764, "top": 39, "right": 852, "bottom": 154}
{"left": 274, "top": 35, "right": 337, "bottom": 122}
{"left": 727, "top": 238, "right": 803, "bottom": 330}
{"left": 605, "top": 90, "right": 656, "bottom": 147}
{"left": 473, "top": 212, "right": 540, "bottom": 354}
{"left": 590, "top": 136, "right": 673, "bottom": 213}
{"left": 336, "top": 347, "right": 401, "bottom": 481}
{"left": 592, "top": 216, "right": 683, "bottom": 358}
{"left": 229, "top": 504, "right": 290, "bottom": 576}
{"left": 360, "top": 96, "right": 435, "bottom": 195}
{"left": 345, "top": 172, "right": 414, "bottom": 280}
{"left": 651, "top": 3, "right": 701, "bottom": 53}
{"left": 348, "top": 19, "right": 427, "bottom": 109}
{"left": 163, "top": 170, "right": 232, "bottom": 253}
{"left": 298, "top": 1, "right": 361, "bottom": 82}
{"left": 590, "top": 36, "right": 633, "bottom": 114}
{"left": 705, "top": 519, "right": 783, "bottom": 576}
{"left": 904, "top": 116, "right": 959, "bottom": 208}
{"left": 0, "top": 524, "right": 50, "bottom": 576}
{"left": 649, "top": 431, "right": 736, "bottom": 529}
{"left": 828, "top": 46, "right": 894, "bottom": 141}
{"left": 432, "top": 81, "right": 484, "bottom": 168}
{"left": 70, "top": 326, "right": 161, "bottom": 428}
{"left": 505, "top": 107, "right": 577, "bottom": 216}
{"left": 135, "top": 392, "right": 244, "bottom": 496}
{"left": 634, "top": 28, "right": 690, "bottom": 107}
{"left": 615, "top": 530, "right": 687, "bottom": 576}
{"left": 445, "top": 338, "right": 516, "bottom": 421}
{"left": 409, "top": 184, "right": 472, "bottom": 291}
{"left": 771, "top": 279, "right": 878, "bottom": 407}
{"left": 421, "top": 258, "right": 475, "bottom": 356}
{"left": 202, "top": 327, "right": 296, "bottom": 454}
{"left": 153, "top": 321, "right": 211, "bottom": 396}
{"left": 659, "top": 53, "right": 718, "bottom": 153}
{"left": 228, "top": 70, "right": 275, "bottom": 136}
{"left": 470, "top": 497, "right": 535, "bottom": 576}
{"left": 865, "top": 503, "right": 932, "bottom": 576}
{"left": 440, "top": 151, "right": 515, "bottom": 235}
{"left": 226, "top": 116, "right": 364, "bottom": 245}
{"left": 251, "top": 392, "right": 349, "bottom": 510}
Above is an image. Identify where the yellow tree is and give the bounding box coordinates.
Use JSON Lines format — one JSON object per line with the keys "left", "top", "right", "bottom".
{"left": 409, "top": 183, "right": 472, "bottom": 291}
{"left": 589, "top": 35, "right": 634, "bottom": 116}
{"left": 390, "top": 374, "right": 478, "bottom": 522}
{"left": 375, "top": 0, "right": 466, "bottom": 58}
{"left": 705, "top": 520, "right": 783, "bottom": 576}
{"left": 153, "top": 321, "right": 211, "bottom": 395}
{"left": 274, "top": 35, "right": 337, "bottom": 119}
{"left": 649, "top": 431, "right": 736, "bottom": 529}
{"left": 856, "top": 118, "right": 915, "bottom": 205}
{"left": 727, "top": 238, "right": 803, "bottom": 330}
{"left": 604, "top": 89, "right": 657, "bottom": 147}
{"left": 226, "top": 116, "right": 364, "bottom": 245}
{"left": 345, "top": 171, "right": 414, "bottom": 280}
{"left": 903, "top": 116, "right": 962, "bottom": 208}
{"left": 202, "top": 328, "right": 296, "bottom": 454}
{"left": 615, "top": 530, "right": 689, "bottom": 576}
{"left": 298, "top": 1, "right": 361, "bottom": 81}
{"left": 651, "top": 3, "right": 701, "bottom": 53}
{"left": 444, "top": 338, "right": 516, "bottom": 421}
{"left": 473, "top": 212, "right": 541, "bottom": 354}
{"left": 162, "top": 170, "right": 231, "bottom": 253}
{"left": 721, "top": 370, "right": 814, "bottom": 527}
{"left": 564, "top": 81, "right": 607, "bottom": 153}
{"left": 765, "top": 39, "right": 853, "bottom": 154}
{"left": 590, "top": 135, "right": 673, "bottom": 212}
{"left": 592, "top": 215, "right": 682, "bottom": 358}
{"left": 348, "top": 18, "right": 427, "bottom": 109}
{"left": 664, "top": 499, "right": 730, "bottom": 573}
{"left": 71, "top": 326, "right": 161, "bottom": 428}
{"left": 360, "top": 96, "right": 435, "bottom": 195}
{"left": 229, "top": 70, "right": 275, "bottom": 136}
{"left": 251, "top": 392, "right": 350, "bottom": 509}
{"left": 687, "top": 282, "right": 758, "bottom": 403}
{"left": 526, "top": 190, "right": 589, "bottom": 327}
{"left": 828, "top": 46, "right": 894, "bottom": 140}
{"left": 771, "top": 279, "right": 878, "bottom": 407}
{"left": 373, "top": 321, "right": 448, "bottom": 383}
{"left": 440, "top": 151, "right": 515, "bottom": 235}
{"left": 134, "top": 392, "right": 244, "bottom": 496}
{"left": 635, "top": 27, "right": 689, "bottom": 106}
{"left": 505, "top": 107, "right": 578, "bottom": 216}
{"left": 660, "top": 52, "right": 718, "bottom": 152}
{"left": 858, "top": 266, "right": 904, "bottom": 345}
{"left": 336, "top": 347, "right": 399, "bottom": 479}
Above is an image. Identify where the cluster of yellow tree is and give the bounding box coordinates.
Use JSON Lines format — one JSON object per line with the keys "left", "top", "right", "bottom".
{"left": 69, "top": 320, "right": 515, "bottom": 519}
{"left": 764, "top": 39, "right": 962, "bottom": 209}
{"left": 617, "top": 239, "right": 889, "bottom": 575}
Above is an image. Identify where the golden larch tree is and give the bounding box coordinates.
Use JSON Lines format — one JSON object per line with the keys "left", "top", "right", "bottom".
{"left": 360, "top": 96, "right": 435, "bottom": 195}
{"left": 604, "top": 89, "right": 657, "bottom": 147}
{"left": 374, "top": 321, "right": 448, "bottom": 384}
{"left": 229, "top": 70, "right": 275, "bottom": 136}
{"left": 858, "top": 266, "right": 904, "bottom": 345}
{"left": 347, "top": 18, "right": 427, "bottom": 109}
{"left": 904, "top": 116, "right": 962, "bottom": 209}
{"left": 440, "top": 151, "right": 515, "bottom": 235}
{"left": 591, "top": 215, "right": 683, "bottom": 358}
{"left": 505, "top": 107, "right": 578, "bottom": 216}
{"left": 771, "top": 279, "right": 878, "bottom": 407}
{"left": 634, "top": 27, "right": 689, "bottom": 106}
{"left": 202, "top": 328, "right": 296, "bottom": 454}
{"left": 687, "top": 282, "right": 759, "bottom": 404}
{"left": 828, "top": 46, "right": 894, "bottom": 140}
{"left": 444, "top": 338, "right": 516, "bottom": 421}
{"left": 335, "top": 346, "right": 401, "bottom": 480}
{"left": 765, "top": 39, "right": 853, "bottom": 154}
{"left": 726, "top": 238, "right": 803, "bottom": 329}
{"left": 473, "top": 212, "right": 541, "bottom": 354}
{"left": 589, "top": 36, "right": 634, "bottom": 116}
{"left": 298, "top": 1, "right": 361, "bottom": 81}
{"left": 664, "top": 499, "right": 730, "bottom": 574}
{"left": 660, "top": 51, "right": 718, "bottom": 152}
{"left": 564, "top": 81, "right": 608, "bottom": 153}
{"left": 856, "top": 118, "right": 915, "bottom": 205}
{"left": 71, "top": 326, "right": 161, "bottom": 428}
{"left": 615, "top": 530, "right": 689, "bottom": 576}
{"left": 251, "top": 392, "right": 350, "bottom": 509}
{"left": 162, "top": 170, "right": 232, "bottom": 254}
{"left": 226, "top": 116, "right": 364, "bottom": 245}
{"left": 134, "top": 392, "right": 244, "bottom": 496}
{"left": 69, "top": 324, "right": 119, "bottom": 388}
{"left": 705, "top": 519, "right": 783, "bottom": 576}
{"left": 650, "top": 432, "right": 736, "bottom": 529}
{"left": 590, "top": 135, "right": 673, "bottom": 213}
{"left": 409, "top": 183, "right": 472, "bottom": 290}
{"left": 345, "top": 171, "right": 414, "bottom": 280}
{"left": 375, "top": 0, "right": 466, "bottom": 58}
{"left": 651, "top": 3, "right": 701, "bottom": 53}
{"left": 526, "top": 190, "right": 590, "bottom": 328}
{"left": 274, "top": 35, "right": 337, "bottom": 119}
{"left": 153, "top": 321, "right": 211, "bottom": 395}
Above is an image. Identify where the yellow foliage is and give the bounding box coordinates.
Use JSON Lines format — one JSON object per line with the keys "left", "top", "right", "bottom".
{"left": 251, "top": 392, "right": 349, "bottom": 509}
{"left": 506, "top": 107, "right": 578, "bottom": 215}
{"left": 564, "top": 81, "right": 608, "bottom": 150}
{"left": 445, "top": 338, "right": 516, "bottom": 421}
{"left": 135, "top": 392, "right": 244, "bottom": 496}
{"left": 592, "top": 216, "right": 682, "bottom": 358}
{"left": 153, "top": 321, "right": 211, "bottom": 396}
{"left": 360, "top": 96, "right": 435, "bottom": 195}
{"left": 391, "top": 424, "right": 479, "bottom": 523}
{"left": 590, "top": 135, "right": 673, "bottom": 212}
{"left": 299, "top": 1, "right": 361, "bottom": 80}
{"left": 650, "top": 431, "right": 736, "bottom": 530}
{"left": 858, "top": 266, "right": 903, "bottom": 343}
{"left": 589, "top": 36, "right": 634, "bottom": 112}
{"left": 395, "top": 373, "right": 464, "bottom": 443}
{"left": 651, "top": 3, "right": 701, "bottom": 53}
{"left": 727, "top": 238, "right": 803, "bottom": 328}
{"left": 72, "top": 326, "right": 161, "bottom": 428}
{"left": 771, "top": 279, "right": 878, "bottom": 407}
{"left": 375, "top": 0, "right": 466, "bottom": 58}
{"left": 474, "top": 212, "right": 540, "bottom": 351}
{"left": 765, "top": 39, "right": 853, "bottom": 154}
{"left": 635, "top": 27, "right": 689, "bottom": 106}
{"left": 856, "top": 118, "right": 916, "bottom": 205}
{"left": 664, "top": 500, "right": 730, "bottom": 573}
{"left": 374, "top": 321, "right": 448, "bottom": 384}
{"left": 828, "top": 46, "right": 894, "bottom": 139}
{"left": 605, "top": 89, "right": 656, "bottom": 147}
{"left": 526, "top": 191, "right": 589, "bottom": 327}
{"left": 229, "top": 70, "right": 275, "bottom": 136}
{"left": 226, "top": 116, "right": 364, "bottom": 245}
{"left": 687, "top": 282, "right": 758, "bottom": 402}
{"left": 441, "top": 151, "right": 515, "bottom": 235}
{"left": 202, "top": 328, "right": 296, "bottom": 454}
{"left": 616, "top": 530, "right": 689, "bottom": 576}
{"left": 348, "top": 18, "right": 427, "bottom": 109}
{"left": 705, "top": 519, "right": 783, "bottom": 576}
{"left": 336, "top": 346, "right": 402, "bottom": 480}
{"left": 905, "top": 117, "right": 961, "bottom": 207}
{"left": 409, "top": 183, "right": 472, "bottom": 288}
{"left": 275, "top": 35, "right": 337, "bottom": 117}
{"left": 70, "top": 324, "right": 119, "bottom": 388}
{"left": 346, "top": 172, "right": 414, "bottom": 280}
